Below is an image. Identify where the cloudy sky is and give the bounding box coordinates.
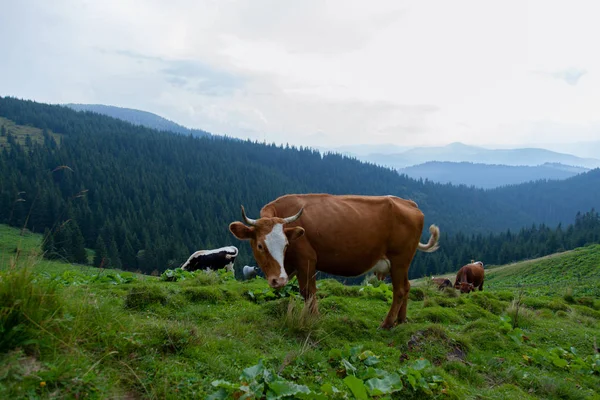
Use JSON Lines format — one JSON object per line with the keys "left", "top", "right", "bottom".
{"left": 1, "top": 0, "right": 599, "bottom": 151}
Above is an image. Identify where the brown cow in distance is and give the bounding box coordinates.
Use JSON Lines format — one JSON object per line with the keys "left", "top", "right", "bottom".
{"left": 229, "top": 194, "right": 440, "bottom": 329}
{"left": 454, "top": 261, "right": 485, "bottom": 293}
{"left": 431, "top": 277, "right": 452, "bottom": 290}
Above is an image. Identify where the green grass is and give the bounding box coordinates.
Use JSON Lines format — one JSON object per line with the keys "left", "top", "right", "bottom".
{"left": 1, "top": 224, "right": 599, "bottom": 399}
{"left": 0, "top": 117, "right": 62, "bottom": 149}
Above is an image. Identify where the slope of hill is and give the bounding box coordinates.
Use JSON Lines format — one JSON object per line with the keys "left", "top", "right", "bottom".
{"left": 413, "top": 244, "right": 600, "bottom": 297}
{"left": 65, "top": 103, "right": 211, "bottom": 137}
{"left": 399, "top": 161, "right": 589, "bottom": 188}
{"left": 362, "top": 142, "right": 600, "bottom": 169}
{"left": 2, "top": 228, "right": 599, "bottom": 399}
{"left": 1, "top": 96, "right": 600, "bottom": 275}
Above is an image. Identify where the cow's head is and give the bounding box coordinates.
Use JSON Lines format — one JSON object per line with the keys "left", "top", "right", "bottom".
{"left": 458, "top": 282, "right": 475, "bottom": 293}
{"left": 229, "top": 206, "right": 305, "bottom": 289}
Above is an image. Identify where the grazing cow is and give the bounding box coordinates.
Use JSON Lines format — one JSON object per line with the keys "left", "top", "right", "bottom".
{"left": 431, "top": 277, "right": 452, "bottom": 290}
{"left": 454, "top": 261, "right": 485, "bottom": 293}
{"left": 229, "top": 194, "right": 440, "bottom": 329}
{"left": 242, "top": 265, "right": 258, "bottom": 280}
{"left": 180, "top": 246, "right": 238, "bottom": 272}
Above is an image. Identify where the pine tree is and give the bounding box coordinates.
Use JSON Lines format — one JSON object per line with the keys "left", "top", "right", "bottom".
{"left": 120, "top": 236, "right": 137, "bottom": 270}
{"left": 93, "top": 235, "right": 108, "bottom": 268}
{"left": 70, "top": 221, "right": 88, "bottom": 264}
{"left": 107, "top": 238, "right": 122, "bottom": 269}
{"left": 41, "top": 228, "right": 56, "bottom": 258}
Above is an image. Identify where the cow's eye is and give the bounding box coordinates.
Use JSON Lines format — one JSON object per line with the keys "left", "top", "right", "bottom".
{"left": 257, "top": 244, "right": 264, "bottom": 251}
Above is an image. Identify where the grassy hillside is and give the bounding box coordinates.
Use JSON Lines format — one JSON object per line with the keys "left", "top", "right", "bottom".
{"left": 1, "top": 225, "right": 599, "bottom": 399}
{"left": 0, "top": 116, "right": 62, "bottom": 149}
{"left": 416, "top": 247, "right": 600, "bottom": 297}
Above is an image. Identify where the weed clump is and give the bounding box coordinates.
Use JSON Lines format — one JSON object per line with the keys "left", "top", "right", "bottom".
{"left": 124, "top": 284, "right": 168, "bottom": 310}
{"left": 414, "top": 306, "right": 463, "bottom": 324}
{"left": 318, "top": 280, "right": 363, "bottom": 298}
{"left": 563, "top": 287, "right": 575, "bottom": 304}
{"left": 409, "top": 287, "right": 425, "bottom": 301}
{"left": 0, "top": 267, "right": 61, "bottom": 352}
{"left": 146, "top": 321, "right": 202, "bottom": 354}
{"left": 282, "top": 297, "right": 320, "bottom": 335}
{"left": 183, "top": 286, "right": 224, "bottom": 303}
{"left": 435, "top": 296, "right": 460, "bottom": 308}
{"left": 469, "top": 292, "right": 507, "bottom": 315}
{"left": 442, "top": 286, "right": 459, "bottom": 298}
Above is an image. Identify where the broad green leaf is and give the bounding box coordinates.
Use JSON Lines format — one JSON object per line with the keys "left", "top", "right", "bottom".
{"left": 297, "top": 393, "right": 327, "bottom": 400}
{"left": 268, "top": 380, "right": 311, "bottom": 397}
{"left": 241, "top": 360, "right": 265, "bottom": 381}
{"left": 344, "top": 375, "right": 368, "bottom": 400}
{"left": 341, "top": 358, "right": 357, "bottom": 374}
{"left": 358, "top": 350, "right": 377, "bottom": 360}
{"left": 365, "top": 372, "right": 402, "bottom": 395}
{"left": 206, "top": 388, "right": 229, "bottom": 400}
{"left": 349, "top": 345, "right": 364, "bottom": 360}
{"left": 407, "top": 374, "right": 417, "bottom": 390}
{"left": 328, "top": 348, "right": 343, "bottom": 360}
{"left": 320, "top": 383, "right": 341, "bottom": 394}
{"left": 552, "top": 358, "right": 568, "bottom": 368}
{"left": 210, "top": 379, "right": 238, "bottom": 390}
{"left": 364, "top": 356, "right": 380, "bottom": 366}
{"left": 410, "top": 358, "right": 431, "bottom": 371}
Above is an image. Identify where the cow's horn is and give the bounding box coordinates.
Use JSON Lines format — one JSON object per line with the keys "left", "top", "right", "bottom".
{"left": 282, "top": 207, "right": 304, "bottom": 224}
{"left": 241, "top": 205, "right": 257, "bottom": 226}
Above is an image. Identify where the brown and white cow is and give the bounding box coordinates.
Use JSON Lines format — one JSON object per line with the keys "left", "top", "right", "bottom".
{"left": 431, "top": 277, "right": 453, "bottom": 290}
{"left": 229, "top": 194, "right": 440, "bottom": 329}
{"left": 454, "top": 261, "right": 485, "bottom": 293}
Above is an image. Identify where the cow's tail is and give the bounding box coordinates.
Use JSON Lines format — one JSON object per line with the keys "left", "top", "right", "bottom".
{"left": 417, "top": 224, "right": 440, "bottom": 253}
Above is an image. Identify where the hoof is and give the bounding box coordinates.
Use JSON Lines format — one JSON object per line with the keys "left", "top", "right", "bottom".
{"left": 379, "top": 321, "right": 397, "bottom": 330}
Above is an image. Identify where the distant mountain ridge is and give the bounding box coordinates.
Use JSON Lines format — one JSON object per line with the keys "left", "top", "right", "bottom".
{"left": 400, "top": 161, "right": 590, "bottom": 189}
{"left": 65, "top": 104, "right": 211, "bottom": 137}
{"left": 353, "top": 142, "right": 600, "bottom": 169}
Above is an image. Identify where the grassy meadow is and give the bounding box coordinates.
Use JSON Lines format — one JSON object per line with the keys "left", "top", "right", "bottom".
{"left": 1, "top": 224, "right": 599, "bottom": 399}
{"left": 0, "top": 117, "right": 62, "bottom": 149}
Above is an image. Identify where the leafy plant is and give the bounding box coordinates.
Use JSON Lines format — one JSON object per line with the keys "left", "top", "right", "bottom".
{"left": 247, "top": 277, "right": 301, "bottom": 303}
{"left": 523, "top": 346, "right": 600, "bottom": 375}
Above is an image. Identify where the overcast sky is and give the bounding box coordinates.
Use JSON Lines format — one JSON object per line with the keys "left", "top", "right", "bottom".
{"left": 1, "top": 0, "right": 599, "bottom": 150}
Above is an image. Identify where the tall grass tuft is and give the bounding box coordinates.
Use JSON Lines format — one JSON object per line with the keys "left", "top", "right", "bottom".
{"left": 0, "top": 261, "right": 61, "bottom": 353}
{"left": 283, "top": 296, "right": 321, "bottom": 335}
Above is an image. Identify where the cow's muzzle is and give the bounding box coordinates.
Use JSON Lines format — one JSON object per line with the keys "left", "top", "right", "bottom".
{"left": 269, "top": 276, "right": 287, "bottom": 289}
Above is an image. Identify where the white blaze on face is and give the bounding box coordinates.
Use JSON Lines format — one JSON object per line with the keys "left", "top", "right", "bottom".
{"left": 264, "top": 223, "right": 288, "bottom": 279}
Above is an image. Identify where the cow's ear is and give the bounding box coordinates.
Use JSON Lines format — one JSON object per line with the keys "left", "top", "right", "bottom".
{"left": 284, "top": 226, "right": 305, "bottom": 241}
{"left": 229, "top": 222, "right": 255, "bottom": 240}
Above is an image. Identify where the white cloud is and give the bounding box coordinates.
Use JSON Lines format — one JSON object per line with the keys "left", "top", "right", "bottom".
{"left": 0, "top": 0, "right": 599, "bottom": 149}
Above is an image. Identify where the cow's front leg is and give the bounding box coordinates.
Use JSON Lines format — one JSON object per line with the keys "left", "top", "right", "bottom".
{"left": 295, "top": 260, "right": 319, "bottom": 315}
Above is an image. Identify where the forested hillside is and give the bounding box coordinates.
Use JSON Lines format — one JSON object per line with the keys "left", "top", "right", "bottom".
{"left": 1, "top": 96, "right": 599, "bottom": 277}
{"left": 65, "top": 103, "right": 211, "bottom": 137}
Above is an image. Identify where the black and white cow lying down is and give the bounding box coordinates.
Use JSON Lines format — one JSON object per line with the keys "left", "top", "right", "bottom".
{"left": 180, "top": 246, "right": 239, "bottom": 272}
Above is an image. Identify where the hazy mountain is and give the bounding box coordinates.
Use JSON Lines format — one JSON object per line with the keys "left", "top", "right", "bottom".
{"left": 318, "top": 143, "right": 414, "bottom": 157}
{"left": 360, "top": 142, "right": 600, "bottom": 169}
{"left": 65, "top": 104, "right": 211, "bottom": 137}
{"left": 400, "top": 161, "right": 589, "bottom": 189}
{"left": 536, "top": 140, "right": 600, "bottom": 159}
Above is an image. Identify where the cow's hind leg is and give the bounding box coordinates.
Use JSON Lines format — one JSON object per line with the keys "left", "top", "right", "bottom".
{"left": 380, "top": 254, "right": 412, "bottom": 329}
{"left": 479, "top": 281, "right": 484, "bottom": 291}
